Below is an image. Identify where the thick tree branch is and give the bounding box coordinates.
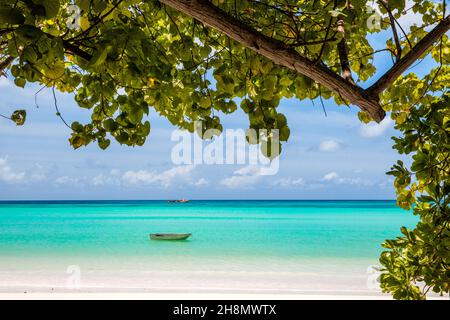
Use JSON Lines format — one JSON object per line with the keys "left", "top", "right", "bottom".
{"left": 160, "top": 0, "right": 385, "bottom": 122}
{"left": 368, "top": 15, "right": 450, "bottom": 96}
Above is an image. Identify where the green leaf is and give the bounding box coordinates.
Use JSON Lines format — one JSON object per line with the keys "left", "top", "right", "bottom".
{"left": 22, "top": 46, "right": 38, "bottom": 63}
{"left": 10, "top": 110, "right": 26, "bottom": 126}
{"left": 98, "top": 139, "right": 110, "bottom": 150}
{"left": 14, "top": 78, "right": 26, "bottom": 88}
{"left": 279, "top": 127, "right": 290, "bottom": 141}
{"left": 33, "top": 0, "right": 60, "bottom": 19}
{"left": 88, "top": 47, "right": 108, "bottom": 67}
{"left": 14, "top": 25, "right": 43, "bottom": 42}
{"left": 103, "top": 119, "right": 118, "bottom": 132}
{"left": 69, "top": 134, "right": 85, "bottom": 149}
{"left": 71, "top": 121, "right": 83, "bottom": 132}
{"left": 0, "top": 8, "right": 25, "bottom": 25}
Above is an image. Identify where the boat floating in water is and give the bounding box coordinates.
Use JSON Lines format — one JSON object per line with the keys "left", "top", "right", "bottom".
{"left": 149, "top": 233, "right": 192, "bottom": 240}
{"left": 167, "top": 199, "right": 190, "bottom": 203}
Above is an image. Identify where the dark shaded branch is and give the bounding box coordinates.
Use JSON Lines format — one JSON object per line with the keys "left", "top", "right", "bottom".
{"left": 337, "top": 20, "right": 354, "bottom": 84}
{"left": 380, "top": 1, "right": 402, "bottom": 61}
{"left": 63, "top": 41, "right": 92, "bottom": 61}
{"left": 289, "top": 37, "right": 337, "bottom": 47}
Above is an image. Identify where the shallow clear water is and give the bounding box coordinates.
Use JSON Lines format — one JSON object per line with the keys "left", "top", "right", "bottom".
{"left": 0, "top": 200, "right": 417, "bottom": 259}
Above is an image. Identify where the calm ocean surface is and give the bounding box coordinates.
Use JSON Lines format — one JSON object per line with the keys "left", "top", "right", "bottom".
{"left": 0, "top": 200, "right": 418, "bottom": 260}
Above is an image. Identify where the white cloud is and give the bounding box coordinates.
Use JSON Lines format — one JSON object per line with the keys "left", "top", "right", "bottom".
{"left": 360, "top": 118, "right": 393, "bottom": 138}
{"left": 55, "top": 176, "right": 82, "bottom": 185}
{"left": 233, "top": 166, "right": 262, "bottom": 176}
{"left": 122, "top": 165, "right": 194, "bottom": 188}
{"left": 221, "top": 165, "right": 264, "bottom": 188}
{"left": 322, "top": 171, "right": 373, "bottom": 186}
{"left": 92, "top": 169, "right": 121, "bottom": 186}
{"left": 92, "top": 173, "right": 119, "bottom": 186}
{"left": 221, "top": 175, "right": 260, "bottom": 188}
{"left": 323, "top": 172, "right": 339, "bottom": 181}
{"left": 337, "top": 177, "right": 374, "bottom": 187}
{"left": 273, "top": 177, "right": 305, "bottom": 187}
{"left": 92, "top": 175, "right": 106, "bottom": 186}
{"left": 0, "top": 157, "right": 25, "bottom": 183}
{"left": 319, "top": 139, "right": 342, "bottom": 152}
{"left": 53, "top": 166, "right": 195, "bottom": 188}
{"left": 191, "top": 178, "right": 208, "bottom": 187}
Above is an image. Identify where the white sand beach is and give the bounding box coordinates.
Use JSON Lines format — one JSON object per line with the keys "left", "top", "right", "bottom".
{"left": 0, "top": 292, "right": 393, "bottom": 300}
{"left": 1, "top": 257, "right": 448, "bottom": 300}
{"left": 0, "top": 255, "right": 385, "bottom": 297}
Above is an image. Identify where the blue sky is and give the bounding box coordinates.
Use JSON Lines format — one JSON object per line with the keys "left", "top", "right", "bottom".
{"left": 0, "top": 10, "right": 436, "bottom": 200}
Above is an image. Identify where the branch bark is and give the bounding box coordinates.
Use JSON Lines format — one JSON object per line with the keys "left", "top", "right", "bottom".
{"left": 368, "top": 15, "right": 450, "bottom": 96}
{"left": 160, "top": 0, "right": 385, "bottom": 122}
{"left": 337, "top": 20, "right": 355, "bottom": 84}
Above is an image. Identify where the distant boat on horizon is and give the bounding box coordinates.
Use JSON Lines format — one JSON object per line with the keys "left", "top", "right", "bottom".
{"left": 167, "top": 199, "right": 190, "bottom": 203}
{"left": 149, "top": 233, "right": 192, "bottom": 240}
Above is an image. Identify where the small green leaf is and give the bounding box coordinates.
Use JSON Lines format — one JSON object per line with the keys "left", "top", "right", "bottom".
{"left": 0, "top": 8, "right": 26, "bottom": 25}
{"left": 11, "top": 109, "right": 26, "bottom": 126}
{"left": 98, "top": 139, "right": 110, "bottom": 150}
{"left": 88, "top": 47, "right": 108, "bottom": 67}
{"left": 33, "top": 0, "right": 60, "bottom": 19}
{"left": 71, "top": 121, "right": 83, "bottom": 132}
{"left": 14, "top": 77, "right": 26, "bottom": 88}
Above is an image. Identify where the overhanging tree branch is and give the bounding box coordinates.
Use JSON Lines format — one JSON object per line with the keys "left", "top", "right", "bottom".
{"left": 368, "top": 15, "right": 450, "bottom": 96}
{"left": 160, "top": 0, "right": 386, "bottom": 122}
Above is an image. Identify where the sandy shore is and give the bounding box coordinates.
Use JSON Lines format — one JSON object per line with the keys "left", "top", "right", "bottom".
{"left": 0, "top": 259, "right": 399, "bottom": 300}
{"left": 1, "top": 257, "right": 446, "bottom": 300}
{"left": 2, "top": 291, "right": 448, "bottom": 300}
{"left": 0, "top": 292, "right": 392, "bottom": 300}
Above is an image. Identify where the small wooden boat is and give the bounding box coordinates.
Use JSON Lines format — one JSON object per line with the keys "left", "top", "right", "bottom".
{"left": 149, "top": 233, "right": 192, "bottom": 240}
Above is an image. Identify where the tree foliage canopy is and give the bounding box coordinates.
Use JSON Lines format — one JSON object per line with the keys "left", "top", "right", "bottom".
{"left": 0, "top": 0, "right": 449, "bottom": 299}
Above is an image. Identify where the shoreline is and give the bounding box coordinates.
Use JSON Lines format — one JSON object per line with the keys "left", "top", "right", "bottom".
{"left": 0, "top": 293, "right": 393, "bottom": 300}
{"left": 0, "top": 291, "right": 447, "bottom": 300}
{"left": 0, "top": 256, "right": 385, "bottom": 298}
{"left": 2, "top": 286, "right": 447, "bottom": 300}
{"left": 0, "top": 285, "right": 391, "bottom": 300}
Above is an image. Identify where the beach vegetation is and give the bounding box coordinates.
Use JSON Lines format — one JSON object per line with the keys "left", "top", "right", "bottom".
{"left": 381, "top": 94, "right": 449, "bottom": 300}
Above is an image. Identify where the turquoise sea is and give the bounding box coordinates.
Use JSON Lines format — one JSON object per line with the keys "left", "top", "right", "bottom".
{"left": 0, "top": 200, "right": 418, "bottom": 258}
{"left": 0, "top": 200, "right": 419, "bottom": 293}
